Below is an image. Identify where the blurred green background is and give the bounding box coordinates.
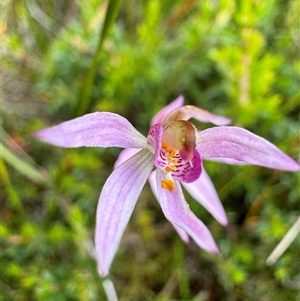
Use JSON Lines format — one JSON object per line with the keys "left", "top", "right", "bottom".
{"left": 1, "top": 0, "right": 299, "bottom": 300}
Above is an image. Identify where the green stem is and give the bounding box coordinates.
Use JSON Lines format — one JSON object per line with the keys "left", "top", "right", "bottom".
{"left": 74, "top": 0, "right": 123, "bottom": 117}
{"left": 0, "top": 142, "right": 50, "bottom": 186}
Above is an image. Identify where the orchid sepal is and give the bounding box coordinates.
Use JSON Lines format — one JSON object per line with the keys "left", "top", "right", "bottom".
{"left": 182, "top": 169, "right": 228, "bottom": 226}
{"left": 165, "top": 105, "right": 231, "bottom": 125}
{"left": 35, "top": 112, "right": 147, "bottom": 149}
{"left": 95, "top": 149, "right": 154, "bottom": 277}
{"left": 156, "top": 169, "right": 219, "bottom": 253}
{"left": 197, "top": 126, "right": 300, "bottom": 171}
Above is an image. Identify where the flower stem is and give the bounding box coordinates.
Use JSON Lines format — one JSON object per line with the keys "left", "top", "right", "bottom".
{"left": 102, "top": 278, "right": 119, "bottom": 301}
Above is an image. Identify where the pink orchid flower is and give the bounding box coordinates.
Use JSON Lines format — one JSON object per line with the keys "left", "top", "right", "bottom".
{"left": 35, "top": 96, "right": 299, "bottom": 277}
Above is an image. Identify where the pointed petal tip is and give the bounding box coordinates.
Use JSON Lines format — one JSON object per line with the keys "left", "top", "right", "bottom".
{"left": 176, "top": 95, "right": 184, "bottom": 103}
{"left": 33, "top": 131, "right": 40, "bottom": 138}
{"left": 220, "top": 217, "right": 229, "bottom": 227}
{"left": 200, "top": 242, "right": 220, "bottom": 254}
{"left": 198, "top": 126, "right": 300, "bottom": 172}
{"left": 288, "top": 161, "right": 300, "bottom": 172}
{"left": 156, "top": 171, "right": 220, "bottom": 255}
{"left": 177, "top": 231, "right": 190, "bottom": 244}
{"left": 217, "top": 208, "right": 229, "bottom": 226}
{"left": 212, "top": 246, "right": 220, "bottom": 254}
{"left": 274, "top": 156, "right": 300, "bottom": 172}
{"left": 33, "top": 128, "right": 62, "bottom": 146}
{"left": 33, "top": 129, "right": 46, "bottom": 140}
{"left": 34, "top": 129, "right": 57, "bottom": 146}
{"left": 97, "top": 265, "right": 108, "bottom": 278}
{"left": 203, "top": 240, "right": 220, "bottom": 254}
{"left": 215, "top": 117, "right": 232, "bottom": 126}
{"left": 184, "top": 238, "right": 190, "bottom": 244}
{"left": 165, "top": 105, "right": 232, "bottom": 125}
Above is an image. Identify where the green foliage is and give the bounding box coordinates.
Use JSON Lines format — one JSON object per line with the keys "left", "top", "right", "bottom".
{"left": 2, "top": 0, "right": 299, "bottom": 300}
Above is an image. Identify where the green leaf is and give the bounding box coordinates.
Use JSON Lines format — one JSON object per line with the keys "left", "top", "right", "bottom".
{"left": 74, "top": 0, "right": 123, "bottom": 117}
{"left": 0, "top": 157, "right": 24, "bottom": 213}
{"left": 0, "top": 142, "right": 50, "bottom": 186}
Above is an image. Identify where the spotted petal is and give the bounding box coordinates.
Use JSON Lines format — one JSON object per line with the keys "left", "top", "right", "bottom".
{"left": 156, "top": 169, "right": 219, "bottom": 253}
{"left": 148, "top": 124, "right": 202, "bottom": 183}
{"left": 35, "top": 112, "right": 147, "bottom": 149}
{"left": 197, "top": 126, "right": 300, "bottom": 171}
{"left": 164, "top": 105, "right": 231, "bottom": 125}
{"left": 154, "top": 146, "right": 202, "bottom": 184}
{"left": 95, "top": 149, "right": 154, "bottom": 277}
{"left": 182, "top": 169, "right": 228, "bottom": 226}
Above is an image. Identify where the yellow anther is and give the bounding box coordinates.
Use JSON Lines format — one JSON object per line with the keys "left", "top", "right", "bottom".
{"left": 162, "top": 143, "right": 177, "bottom": 155}
{"left": 160, "top": 143, "right": 179, "bottom": 191}
{"left": 164, "top": 165, "right": 177, "bottom": 173}
{"left": 161, "top": 143, "right": 179, "bottom": 172}
{"left": 161, "top": 179, "right": 175, "bottom": 192}
{"left": 164, "top": 166, "right": 172, "bottom": 173}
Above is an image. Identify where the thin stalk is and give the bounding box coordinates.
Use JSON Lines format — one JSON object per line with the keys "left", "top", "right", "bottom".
{"left": 0, "top": 142, "right": 50, "bottom": 186}
{"left": 102, "top": 278, "right": 119, "bottom": 301}
{"left": 266, "top": 216, "right": 300, "bottom": 265}
{"left": 74, "top": 0, "right": 123, "bottom": 117}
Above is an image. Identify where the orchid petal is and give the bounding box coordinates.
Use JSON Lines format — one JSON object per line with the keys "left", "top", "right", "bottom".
{"left": 164, "top": 105, "right": 231, "bottom": 125}
{"left": 151, "top": 95, "right": 184, "bottom": 126}
{"left": 198, "top": 126, "right": 300, "bottom": 171}
{"left": 149, "top": 171, "right": 190, "bottom": 243}
{"left": 156, "top": 169, "right": 219, "bottom": 253}
{"left": 114, "top": 150, "right": 190, "bottom": 239}
{"left": 171, "top": 149, "right": 202, "bottom": 183}
{"left": 95, "top": 149, "right": 154, "bottom": 277}
{"left": 182, "top": 169, "right": 228, "bottom": 226}
{"left": 114, "top": 148, "right": 141, "bottom": 168}
{"left": 206, "top": 158, "right": 246, "bottom": 165}
{"left": 147, "top": 123, "right": 163, "bottom": 154}
{"left": 35, "top": 112, "right": 147, "bottom": 149}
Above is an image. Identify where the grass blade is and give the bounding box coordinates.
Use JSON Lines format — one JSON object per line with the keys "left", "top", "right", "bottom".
{"left": 1, "top": 142, "right": 50, "bottom": 186}
{"left": 0, "top": 158, "right": 24, "bottom": 214}
{"left": 74, "top": 0, "right": 123, "bottom": 117}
